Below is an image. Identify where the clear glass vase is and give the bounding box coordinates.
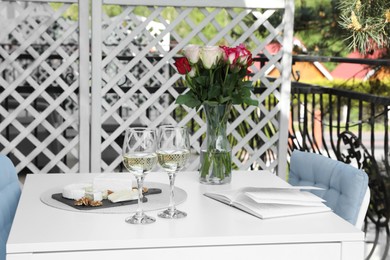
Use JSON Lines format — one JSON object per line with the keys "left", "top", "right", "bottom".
{"left": 199, "top": 103, "right": 232, "bottom": 184}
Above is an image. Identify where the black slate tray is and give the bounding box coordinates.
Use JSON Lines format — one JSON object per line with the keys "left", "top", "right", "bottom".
{"left": 51, "top": 188, "right": 162, "bottom": 210}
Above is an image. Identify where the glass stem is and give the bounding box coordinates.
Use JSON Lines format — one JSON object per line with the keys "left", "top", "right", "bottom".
{"left": 168, "top": 172, "right": 176, "bottom": 214}
{"left": 135, "top": 175, "right": 145, "bottom": 219}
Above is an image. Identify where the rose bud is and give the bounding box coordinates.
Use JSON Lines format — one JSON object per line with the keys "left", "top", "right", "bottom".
{"left": 200, "top": 46, "right": 222, "bottom": 69}
{"left": 183, "top": 44, "right": 200, "bottom": 64}
{"left": 174, "top": 57, "right": 192, "bottom": 75}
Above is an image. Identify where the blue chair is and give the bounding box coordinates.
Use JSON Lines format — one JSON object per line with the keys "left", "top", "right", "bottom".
{"left": 0, "top": 155, "right": 21, "bottom": 260}
{"left": 289, "top": 150, "right": 370, "bottom": 228}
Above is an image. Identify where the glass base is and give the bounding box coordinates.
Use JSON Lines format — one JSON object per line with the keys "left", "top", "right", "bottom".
{"left": 158, "top": 208, "right": 187, "bottom": 219}
{"left": 200, "top": 175, "right": 231, "bottom": 185}
{"left": 125, "top": 214, "right": 156, "bottom": 224}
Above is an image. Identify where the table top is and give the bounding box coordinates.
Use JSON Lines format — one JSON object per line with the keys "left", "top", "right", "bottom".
{"left": 7, "top": 170, "right": 364, "bottom": 254}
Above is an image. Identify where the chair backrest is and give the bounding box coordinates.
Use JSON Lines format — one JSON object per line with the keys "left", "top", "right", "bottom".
{"left": 289, "top": 150, "right": 369, "bottom": 228}
{"left": 0, "top": 155, "right": 21, "bottom": 260}
{"left": 355, "top": 187, "right": 370, "bottom": 228}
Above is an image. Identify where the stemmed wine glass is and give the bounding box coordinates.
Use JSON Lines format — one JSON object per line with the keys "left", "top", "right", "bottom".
{"left": 122, "top": 127, "right": 157, "bottom": 224}
{"left": 157, "top": 125, "right": 190, "bottom": 219}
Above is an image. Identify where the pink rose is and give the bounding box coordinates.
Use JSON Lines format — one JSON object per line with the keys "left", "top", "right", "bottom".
{"left": 220, "top": 44, "right": 253, "bottom": 69}
{"left": 236, "top": 44, "right": 253, "bottom": 66}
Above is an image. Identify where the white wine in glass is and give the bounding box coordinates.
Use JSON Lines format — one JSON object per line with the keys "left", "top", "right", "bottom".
{"left": 157, "top": 126, "right": 190, "bottom": 219}
{"left": 122, "top": 128, "right": 157, "bottom": 224}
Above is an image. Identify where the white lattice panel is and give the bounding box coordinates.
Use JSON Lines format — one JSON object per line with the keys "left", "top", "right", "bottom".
{"left": 91, "top": 0, "right": 294, "bottom": 177}
{"left": 0, "top": 0, "right": 89, "bottom": 173}
{"left": 0, "top": 0, "right": 293, "bottom": 177}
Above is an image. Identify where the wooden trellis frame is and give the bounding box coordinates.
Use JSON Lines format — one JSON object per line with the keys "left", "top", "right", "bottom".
{"left": 0, "top": 0, "right": 294, "bottom": 179}
{"left": 91, "top": 0, "right": 294, "bottom": 179}
{"left": 0, "top": 0, "right": 89, "bottom": 173}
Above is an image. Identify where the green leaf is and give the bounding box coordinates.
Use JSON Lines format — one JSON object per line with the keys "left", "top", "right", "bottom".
{"left": 201, "top": 87, "right": 208, "bottom": 100}
{"left": 176, "top": 92, "right": 201, "bottom": 108}
{"left": 224, "top": 74, "right": 239, "bottom": 96}
{"left": 203, "top": 100, "right": 219, "bottom": 106}
{"left": 194, "top": 76, "right": 208, "bottom": 87}
{"left": 220, "top": 96, "right": 232, "bottom": 103}
{"left": 238, "top": 68, "right": 248, "bottom": 78}
{"left": 241, "top": 87, "right": 251, "bottom": 97}
{"left": 243, "top": 97, "right": 259, "bottom": 106}
{"left": 240, "top": 80, "right": 253, "bottom": 89}
{"left": 208, "top": 84, "right": 221, "bottom": 100}
{"left": 231, "top": 94, "right": 243, "bottom": 105}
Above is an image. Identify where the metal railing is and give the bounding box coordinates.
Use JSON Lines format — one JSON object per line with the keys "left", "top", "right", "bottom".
{"left": 286, "top": 74, "right": 390, "bottom": 260}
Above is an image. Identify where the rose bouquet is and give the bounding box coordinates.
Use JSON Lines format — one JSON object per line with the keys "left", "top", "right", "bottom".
{"left": 174, "top": 44, "right": 258, "bottom": 184}
{"left": 174, "top": 44, "right": 258, "bottom": 108}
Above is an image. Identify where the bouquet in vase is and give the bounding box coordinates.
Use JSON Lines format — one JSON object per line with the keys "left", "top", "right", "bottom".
{"left": 174, "top": 44, "right": 258, "bottom": 184}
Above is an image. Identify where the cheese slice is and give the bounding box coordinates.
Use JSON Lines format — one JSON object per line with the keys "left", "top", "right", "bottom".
{"left": 62, "top": 183, "right": 92, "bottom": 200}
{"left": 108, "top": 189, "right": 138, "bottom": 203}
{"left": 85, "top": 191, "right": 103, "bottom": 201}
{"left": 93, "top": 173, "right": 133, "bottom": 192}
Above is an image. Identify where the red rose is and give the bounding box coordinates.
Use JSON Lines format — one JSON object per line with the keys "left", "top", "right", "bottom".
{"left": 174, "top": 57, "right": 192, "bottom": 75}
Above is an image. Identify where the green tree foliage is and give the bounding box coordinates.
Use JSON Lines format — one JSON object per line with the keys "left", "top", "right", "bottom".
{"left": 101, "top": 5, "right": 235, "bottom": 45}
{"left": 51, "top": 2, "right": 388, "bottom": 84}
{"left": 51, "top": 2, "right": 388, "bottom": 56}
{"left": 294, "top": 0, "right": 349, "bottom": 57}
{"left": 338, "top": 0, "right": 390, "bottom": 54}
{"left": 50, "top": 3, "right": 78, "bottom": 20}
{"left": 294, "top": 0, "right": 389, "bottom": 55}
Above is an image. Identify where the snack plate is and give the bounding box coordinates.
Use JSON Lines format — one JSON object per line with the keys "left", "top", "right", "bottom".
{"left": 40, "top": 182, "right": 187, "bottom": 214}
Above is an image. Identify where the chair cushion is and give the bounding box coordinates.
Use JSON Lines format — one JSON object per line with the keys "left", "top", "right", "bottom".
{"left": 289, "top": 150, "right": 368, "bottom": 226}
{"left": 0, "top": 155, "right": 21, "bottom": 260}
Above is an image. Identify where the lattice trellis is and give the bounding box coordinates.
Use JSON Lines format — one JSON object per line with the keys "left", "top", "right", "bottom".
{"left": 0, "top": 0, "right": 89, "bottom": 173}
{"left": 91, "top": 0, "right": 294, "bottom": 178}
{"left": 0, "top": 0, "right": 293, "bottom": 177}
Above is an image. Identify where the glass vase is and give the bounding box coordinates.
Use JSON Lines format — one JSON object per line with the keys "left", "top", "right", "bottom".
{"left": 199, "top": 103, "right": 232, "bottom": 184}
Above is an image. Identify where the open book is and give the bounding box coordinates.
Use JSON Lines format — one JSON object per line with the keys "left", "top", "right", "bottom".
{"left": 204, "top": 186, "right": 331, "bottom": 219}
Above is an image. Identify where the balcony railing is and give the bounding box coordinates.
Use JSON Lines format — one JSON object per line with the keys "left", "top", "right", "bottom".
{"left": 286, "top": 60, "right": 390, "bottom": 259}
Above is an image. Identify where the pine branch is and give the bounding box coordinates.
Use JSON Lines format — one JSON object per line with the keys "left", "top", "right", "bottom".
{"left": 338, "top": 0, "right": 390, "bottom": 54}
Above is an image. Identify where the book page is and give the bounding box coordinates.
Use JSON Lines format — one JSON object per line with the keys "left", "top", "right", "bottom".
{"left": 245, "top": 189, "right": 325, "bottom": 205}
{"left": 204, "top": 188, "right": 246, "bottom": 205}
{"left": 204, "top": 187, "right": 277, "bottom": 205}
{"left": 281, "top": 186, "right": 325, "bottom": 190}
{"left": 204, "top": 186, "right": 331, "bottom": 219}
{"left": 233, "top": 194, "right": 331, "bottom": 219}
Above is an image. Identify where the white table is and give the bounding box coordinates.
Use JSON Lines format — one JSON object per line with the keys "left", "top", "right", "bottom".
{"left": 7, "top": 171, "right": 365, "bottom": 260}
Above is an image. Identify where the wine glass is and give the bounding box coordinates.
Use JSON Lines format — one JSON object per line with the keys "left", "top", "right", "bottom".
{"left": 157, "top": 125, "right": 190, "bottom": 219}
{"left": 122, "top": 127, "right": 157, "bottom": 224}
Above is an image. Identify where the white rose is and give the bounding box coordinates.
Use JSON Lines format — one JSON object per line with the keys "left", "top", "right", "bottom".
{"left": 200, "top": 46, "right": 222, "bottom": 69}
{"left": 183, "top": 44, "right": 200, "bottom": 64}
{"left": 188, "top": 67, "right": 196, "bottom": 77}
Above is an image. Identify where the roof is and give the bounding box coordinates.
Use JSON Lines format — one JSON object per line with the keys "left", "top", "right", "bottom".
{"left": 262, "top": 39, "right": 333, "bottom": 81}
{"left": 330, "top": 48, "right": 388, "bottom": 80}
